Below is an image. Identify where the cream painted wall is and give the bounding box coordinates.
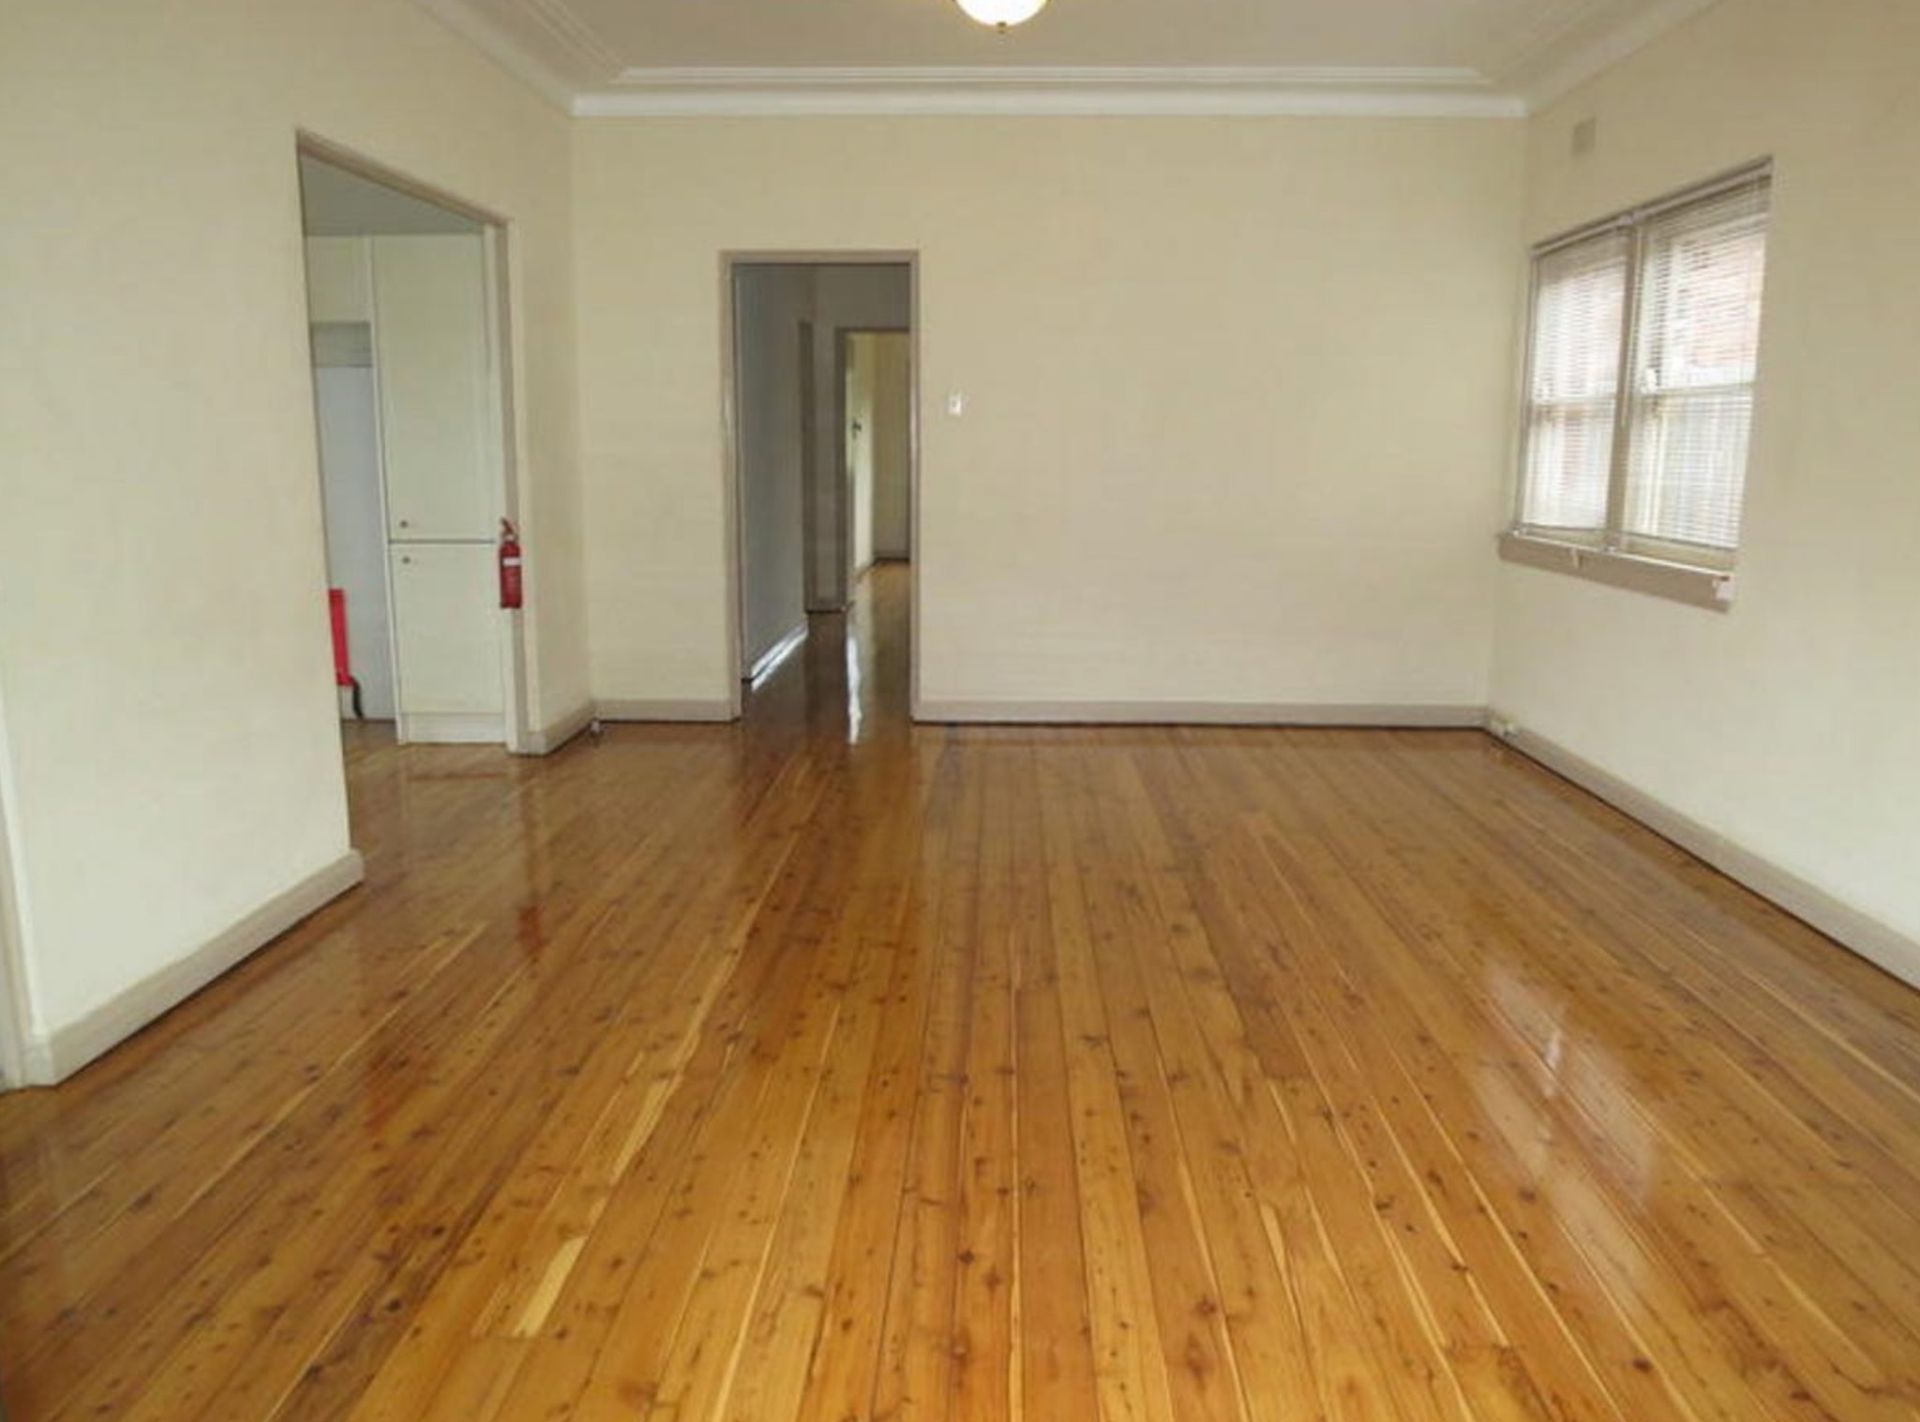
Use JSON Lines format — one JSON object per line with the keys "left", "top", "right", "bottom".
{"left": 572, "top": 118, "right": 1525, "bottom": 710}
{"left": 0, "top": 0, "right": 586, "bottom": 1062}
{"left": 1490, "top": 0, "right": 1920, "bottom": 954}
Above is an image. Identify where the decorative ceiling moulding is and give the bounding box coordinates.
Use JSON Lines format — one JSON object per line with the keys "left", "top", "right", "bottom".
{"left": 410, "top": 0, "right": 1733, "bottom": 119}
{"left": 523, "top": 0, "right": 625, "bottom": 79}
{"left": 413, "top": 0, "right": 581, "bottom": 110}
{"left": 572, "top": 66, "right": 1526, "bottom": 119}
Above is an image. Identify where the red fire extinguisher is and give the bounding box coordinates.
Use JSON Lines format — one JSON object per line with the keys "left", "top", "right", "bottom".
{"left": 498, "top": 518, "right": 524, "bottom": 610}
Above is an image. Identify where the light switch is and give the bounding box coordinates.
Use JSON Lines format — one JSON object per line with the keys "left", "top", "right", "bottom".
{"left": 947, "top": 392, "right": 967, "bottom": 417}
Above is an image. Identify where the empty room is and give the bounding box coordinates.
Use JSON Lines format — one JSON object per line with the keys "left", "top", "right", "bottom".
{"left": 1, "top": 0, "right": 1916, "bottom": 1417}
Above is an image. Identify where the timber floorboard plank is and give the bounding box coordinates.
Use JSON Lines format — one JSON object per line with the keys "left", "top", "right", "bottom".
{"left": 2, "top": 565, "right": 1918, "bottom": 1422}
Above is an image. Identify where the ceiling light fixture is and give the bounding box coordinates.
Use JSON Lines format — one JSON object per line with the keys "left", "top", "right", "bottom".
{"left": 954, "top": 0, "right": 1049, "bottom": 32}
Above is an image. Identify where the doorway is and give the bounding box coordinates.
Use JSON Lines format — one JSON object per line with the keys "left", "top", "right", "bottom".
{"left": 723, "top": 255, "right": 918, "bottom": 721}
{"left": 842, "top": 329, "right": 913, "bottom": 579}
{"left": 295, "top": 141, "right": 527, "bottom": 753}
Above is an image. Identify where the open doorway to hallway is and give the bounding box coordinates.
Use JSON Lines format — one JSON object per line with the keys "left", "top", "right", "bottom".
{"left": 726, "top": 258, "right": 917, "bottom": 728}
{"left": 843, "top": 329, "right": 913, "bottom": 580}
{"left": 295, "top": 143, "right": 529, "bottom": 785}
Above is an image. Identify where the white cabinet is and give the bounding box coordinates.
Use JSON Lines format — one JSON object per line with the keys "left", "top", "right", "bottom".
{"left": 389, "top": 544, "right": 502, "bottom": 730}
{"left": 303, "top": 238, "right": 372, "bottom": 324}
{"left": 306, "top": 228, "right": 506, "bottom": 745}
{"left": 372, "top": 235, "right": 496, "bottom": 542}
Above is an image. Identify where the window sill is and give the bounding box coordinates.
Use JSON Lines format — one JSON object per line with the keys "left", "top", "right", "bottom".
{"left": 1498, "top": 532, "right": 1735, "bottom": 611}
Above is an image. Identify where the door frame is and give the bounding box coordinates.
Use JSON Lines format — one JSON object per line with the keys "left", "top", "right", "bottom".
{"left": 294, "top": 132, "right": 531, "bottom": 753}
{"left": 719, "top": 252, "right": 921, "bottom": 720}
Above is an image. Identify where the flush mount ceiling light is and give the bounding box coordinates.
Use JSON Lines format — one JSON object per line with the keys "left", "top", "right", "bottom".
{"left": 954, "top": 0, "right": 1049, "bottom": 31}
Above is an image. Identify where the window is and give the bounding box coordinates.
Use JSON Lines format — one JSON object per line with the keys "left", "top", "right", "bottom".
{"left": 1507, "top": 163, "right": 1771, "bottom": 603}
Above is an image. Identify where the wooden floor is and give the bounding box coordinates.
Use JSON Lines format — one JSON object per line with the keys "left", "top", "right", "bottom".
{"left": 4, "top": 565, "right": 1920, "bottom": 1421}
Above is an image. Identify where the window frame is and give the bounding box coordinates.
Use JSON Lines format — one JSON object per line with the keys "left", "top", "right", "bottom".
{"left": 1504, "top": 159, "right": 1773, "bottom": 610}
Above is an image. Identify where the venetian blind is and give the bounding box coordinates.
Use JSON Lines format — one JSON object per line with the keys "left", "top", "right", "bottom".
{"left": 1520, "top": 231, "right": 1629, "bottom": 533}
{"left": 1622, "top": 176, "right": 1772, "bottom": 552}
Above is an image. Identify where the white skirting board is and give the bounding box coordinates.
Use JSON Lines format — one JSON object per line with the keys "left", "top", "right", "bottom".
{"left": 523, "top": 698, "right": 741, "bottom": 747}
{"left": 595, "top": 699, "right": 737, "bottom": 724}
{"left": 913, "top": 700, "right": 1489, "bottom": 728}
{"left": 399, "top": 711, "right": 505, "bottom": 745}
{"left": 23, "top": 712, "right": 1907, "bottom": 1089}
{"left": 523, "top": 701, "right": 597, "bottom": 755}
{"left": 23, "top": 850, "right": 366, "bottom": 1086}
{"left": 1494, "top": 719, "right": 1920, "bottom": 991}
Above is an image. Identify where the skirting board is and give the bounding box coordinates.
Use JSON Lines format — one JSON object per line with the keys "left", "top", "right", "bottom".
{"left": 524, "top": 701, "right": 596, "bottom": 755}
{"left": 23, "top": 850, "right": 366, "bottom": 1086}
{"left": 596, "top": 699, "right": 737, "bottom": 724}
{"left": 915, "top": 700, "right": 1489, "bottom": 728}
{"left": 1493, "top": 719, "right": 1920, "bottom": 991}
{"left": 400, "top": 712, "right": 506, "bottom": 745}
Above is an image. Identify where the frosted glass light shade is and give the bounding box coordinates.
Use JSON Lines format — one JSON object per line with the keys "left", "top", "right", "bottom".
{"left": 954, "top": 0, "right": 1049, "bottom": 29}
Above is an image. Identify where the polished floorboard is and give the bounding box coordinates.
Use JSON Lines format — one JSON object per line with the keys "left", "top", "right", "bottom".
{"left": 4, "top": 563, "right": 1920, "bottom": 1421}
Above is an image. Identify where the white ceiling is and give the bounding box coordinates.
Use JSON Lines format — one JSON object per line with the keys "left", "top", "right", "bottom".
{"left": 416, "top": 0, "right": 1720, "bottom": 115}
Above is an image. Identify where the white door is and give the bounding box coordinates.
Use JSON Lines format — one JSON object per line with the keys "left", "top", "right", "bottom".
{"left": 389, "top": 544, "right": 503, "bottom": 741}
{"left": 372, "top": 235, "right": 495, "bottom": 542}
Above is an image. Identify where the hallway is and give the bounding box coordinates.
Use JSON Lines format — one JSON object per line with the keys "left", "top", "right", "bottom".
{"left": 746, "top": 563, "right": 913, "bottom": 744}
{"left": 2, "top": 567, "right": 1919, "bottom": 1420}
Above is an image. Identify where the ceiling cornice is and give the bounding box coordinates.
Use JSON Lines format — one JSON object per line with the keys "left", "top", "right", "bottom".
{"left": 521, "top": 0, "right": 624, "bottom": 77}
{"left": 412, "top": 0, "right": 1729, "bottom": 121}
{"left": 414, "top": 0, "right": 579, "bottom": 111}
{"left": 574, "top": 66, "right": 1524, "bottom": 119}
